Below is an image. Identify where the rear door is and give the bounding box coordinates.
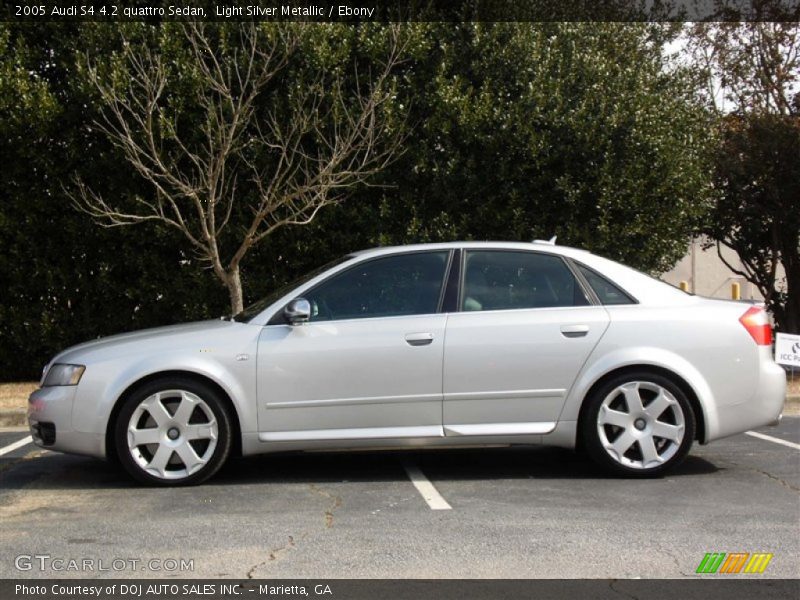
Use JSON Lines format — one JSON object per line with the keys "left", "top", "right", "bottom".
{"left": 442, "top": 249, "right": 609, "bottom": 436}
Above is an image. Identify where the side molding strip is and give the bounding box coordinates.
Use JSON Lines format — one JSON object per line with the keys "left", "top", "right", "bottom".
{"left": 444, "top": 422, "right": 557, "bottom": 436}
{"left": 259, "top": 425, "right": 444, "bottom": 442}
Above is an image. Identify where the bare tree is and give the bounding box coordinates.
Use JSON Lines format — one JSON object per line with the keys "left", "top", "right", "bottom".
{"left": 74, "top": 23, "right": 405, "bottom": 313}
{"left": 685, "top": 22, "right": 799, "bottom": 115}
{"left": 684, "top": 21, "right": 800, "bottom": 333}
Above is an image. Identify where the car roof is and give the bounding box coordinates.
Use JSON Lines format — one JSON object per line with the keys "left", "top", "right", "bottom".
{"left": 350, "top": 240, "right": 590, "bottom": 258}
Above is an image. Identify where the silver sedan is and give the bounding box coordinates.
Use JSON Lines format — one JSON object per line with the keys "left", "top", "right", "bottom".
{"left": 28, "top": 241, "right": 786, "bottom": 485}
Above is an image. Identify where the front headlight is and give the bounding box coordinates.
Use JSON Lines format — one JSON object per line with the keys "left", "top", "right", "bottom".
{"left": 42, "top": 364, "right": 86, "bottom": 387}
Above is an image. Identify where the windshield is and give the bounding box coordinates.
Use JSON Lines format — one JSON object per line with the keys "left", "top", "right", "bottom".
{"left": 232, "top": 255, "right": 352, "bottom": 322}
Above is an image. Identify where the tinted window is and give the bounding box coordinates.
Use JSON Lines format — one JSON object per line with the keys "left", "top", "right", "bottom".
{"left": 306, "top": 252, "right": 449, "bottom": 321}
{"left": 236, "top": 256, "right": 351, "bottom": 322}
{"left": 576, "top": 264, "right": 635, "bottom": 305}
{"left": 461, "top": 251, "right": 590, "bottom": 311}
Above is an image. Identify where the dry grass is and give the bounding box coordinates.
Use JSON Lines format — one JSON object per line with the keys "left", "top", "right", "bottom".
{"left": 0, "top": 382, "right": 37, "bottom": 410}
{"left": 788, "top": 376, "right": 800, "bottom": 397}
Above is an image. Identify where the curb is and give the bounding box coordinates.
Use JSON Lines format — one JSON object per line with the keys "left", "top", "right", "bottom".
{"left": 1, "top": 397, "right": 799, "bottom": 429}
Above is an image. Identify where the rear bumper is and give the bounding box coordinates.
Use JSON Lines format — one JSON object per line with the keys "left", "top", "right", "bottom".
{"left": 707, "top": 359, "right": 786, "bottom": 442}
{"left": 28, "top": 386, "right": 105, "bottom": 458}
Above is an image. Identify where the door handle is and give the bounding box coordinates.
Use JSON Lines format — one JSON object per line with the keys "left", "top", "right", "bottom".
{"left": 405, "top": 332, "right": 434, "bottom": 346}
{"left": 560, "top": 324, "right": 589, "bottom": 338}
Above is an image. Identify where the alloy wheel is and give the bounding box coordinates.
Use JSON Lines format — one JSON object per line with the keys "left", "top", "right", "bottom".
{"left": 596, "top": 381, "right": 686, "bottom": 470}
{"left": 126, "top": 390, "right": 219, "bottom": 480}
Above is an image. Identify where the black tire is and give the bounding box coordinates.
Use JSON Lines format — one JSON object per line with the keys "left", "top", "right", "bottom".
{"left": 581, "top": 371, "right": 696, "bottom": 478}
{"left": 114, "top": 377, "right": 233, "bottom": 486}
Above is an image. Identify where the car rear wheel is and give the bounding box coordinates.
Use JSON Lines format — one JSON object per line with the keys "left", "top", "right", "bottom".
{"left": 582, "top": 372, "right": 695, "bottom": 477}
{"left": 114, "top": 378, "right": 232, "bottom": 486}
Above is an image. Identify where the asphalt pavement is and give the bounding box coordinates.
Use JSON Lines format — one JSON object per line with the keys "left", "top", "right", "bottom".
{"left": 0, "top": 419, "right": 798, "bottom": 579}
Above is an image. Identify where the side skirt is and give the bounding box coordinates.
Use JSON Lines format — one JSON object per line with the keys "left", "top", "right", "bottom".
{"left": 241, "top": 421, "right": 578, "bottom": 456}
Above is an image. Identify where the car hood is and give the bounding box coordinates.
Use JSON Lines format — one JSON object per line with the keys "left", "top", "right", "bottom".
{"left": 50, "top": 319, "right": 248, "bottom": 366}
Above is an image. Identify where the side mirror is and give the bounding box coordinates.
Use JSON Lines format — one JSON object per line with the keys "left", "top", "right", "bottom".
{"left": 284, "top": 298, "right": 311, "bottom": 325}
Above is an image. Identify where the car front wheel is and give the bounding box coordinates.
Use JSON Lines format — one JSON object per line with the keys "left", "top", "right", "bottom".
{"left": 582, "top": 372, "right": 695, "bottom": 477}
{"left": 114, "top": 378, "right": 232, "bottom": 486}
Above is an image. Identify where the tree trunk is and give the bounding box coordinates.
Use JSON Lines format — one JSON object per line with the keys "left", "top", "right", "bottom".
{"left": 224, "top": 267, "right": 244, "bottom": 315}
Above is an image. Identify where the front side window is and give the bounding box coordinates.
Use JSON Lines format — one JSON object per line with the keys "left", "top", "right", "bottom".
{"left": 306, "top": 251, "right": 450, "bottom": 321}
{"left": 461, "top": 251, "right": 590, "bottom": 312}
{"left": 235, "top": 255, "right": 352, "bottom": 322}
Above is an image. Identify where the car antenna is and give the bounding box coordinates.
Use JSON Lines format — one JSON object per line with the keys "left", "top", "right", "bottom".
{"left": 531, "top": 236, "right": 557, "bottom": 245}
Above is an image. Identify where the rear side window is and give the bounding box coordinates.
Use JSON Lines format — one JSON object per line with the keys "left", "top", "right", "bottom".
{"left": 461, "top": 251, "right": 590, "bottom": 311}
{"left": 576, "top": 264, "right": 635, "bottom": 305}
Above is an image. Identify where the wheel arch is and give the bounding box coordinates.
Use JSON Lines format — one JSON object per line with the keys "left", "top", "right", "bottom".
{"left": 105, "top": 370, "right": 243, "bottom": 463}
{"left": 574, "top": 364, "right": 706, "bottom": 451}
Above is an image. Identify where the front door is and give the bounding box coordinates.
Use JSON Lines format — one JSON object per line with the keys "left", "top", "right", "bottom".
{"left": 257, "top": 251, "right": 452, "bottom": 441}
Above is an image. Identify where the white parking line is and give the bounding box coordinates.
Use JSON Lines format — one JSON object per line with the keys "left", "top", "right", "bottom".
{"left": 745, "top": 431, "right": 800, "bottom": 451}
{"left": 402, "top": 461, "right": 452, "bottom": 510}
{"left": 0, "top": 435, "right": 33, "bottom": 457}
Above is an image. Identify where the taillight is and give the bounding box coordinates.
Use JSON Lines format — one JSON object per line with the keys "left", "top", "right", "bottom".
{"left": 739, "top": 306, "right": 773, "bottom": 345}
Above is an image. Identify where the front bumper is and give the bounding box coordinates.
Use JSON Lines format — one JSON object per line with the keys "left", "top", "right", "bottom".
{"left": 28, "top": 386, "right": 105, "bottom": 458}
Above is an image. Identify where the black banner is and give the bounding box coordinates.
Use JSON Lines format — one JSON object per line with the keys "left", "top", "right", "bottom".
{"left": 3, "top": 0, "right": 800, "bottom": 23}
{"left": 2, "top": 579, "right": 799, "bottom": 600}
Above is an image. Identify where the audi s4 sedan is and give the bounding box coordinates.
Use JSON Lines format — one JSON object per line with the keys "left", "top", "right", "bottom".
{"left": 28, "top": 241, "right": 786, "bottom": 485}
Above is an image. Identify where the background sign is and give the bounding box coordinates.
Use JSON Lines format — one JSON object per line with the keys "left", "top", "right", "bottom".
{"left": 775, "top": 332, "right": 800, "bottom": 367}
